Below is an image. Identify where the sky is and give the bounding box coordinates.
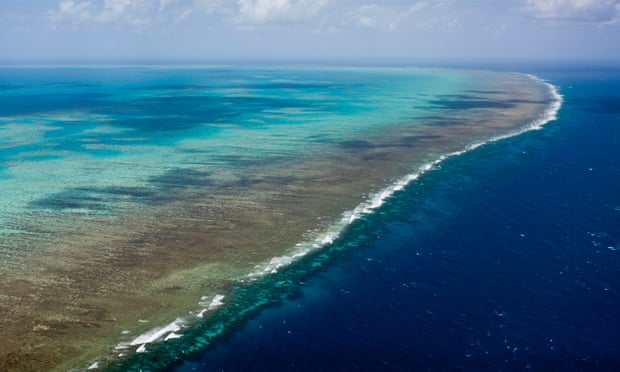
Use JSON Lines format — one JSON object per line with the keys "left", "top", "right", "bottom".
{"left": 1, "top": 0, "right": 620, "bottom": 65}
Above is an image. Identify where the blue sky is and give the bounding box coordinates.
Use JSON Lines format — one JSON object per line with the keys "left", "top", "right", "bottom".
{"left": 1, "top": 0, "right": 619, "bottom": 64}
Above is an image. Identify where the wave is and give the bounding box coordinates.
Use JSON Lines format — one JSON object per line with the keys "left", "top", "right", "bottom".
{"left": 88, "top": 75, "right": 563, "bottom": 369}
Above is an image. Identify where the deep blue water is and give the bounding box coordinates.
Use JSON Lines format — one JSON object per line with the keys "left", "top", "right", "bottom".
{"left": 172, "top": 69, "right": 620, "bottom": 371}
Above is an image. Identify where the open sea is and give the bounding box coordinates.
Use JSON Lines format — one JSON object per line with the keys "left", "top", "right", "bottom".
{"left": 0, "top": 65, "right": 618, "bottom": 371}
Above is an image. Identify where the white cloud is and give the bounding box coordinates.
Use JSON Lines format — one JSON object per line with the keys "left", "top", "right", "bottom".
{"left": 48, "top": 0, "right": 460, "bottom": 32}
{"left": 98, "top": 0, "right": 131, "bottom": 22}
{"left": 98, "top": 0, "right": 152, "bottom": 23}
{"left": 345, "top": 1, "right": 458, "bottom": 32}
{"left": 51, "top": 0, "right": 163, "bottom": 26}
{"left": 56, "top": 0, "right": 91, "bottom": 21}
{"left": 194, "top": 0, "right": 234, "bottom": 14}
{"left": 408, "top": 1, "right": 432, "bottom": 14}
{"left": 51, "top": 0, "right": 330, "bottom": 28}
{"left": 235, "top": 0, "right": 330, "bottom": 24}
{"left": 159, "top": 0, "right": 180, "bottom": 13}
{"left": 524, "top": 0, "right": 620, "bottom": 22}
{"left": 348, "top": 4, "right": 398, "bottom": 30}
{"left": 193, "top": 0, "right": 331, "bottom": 25}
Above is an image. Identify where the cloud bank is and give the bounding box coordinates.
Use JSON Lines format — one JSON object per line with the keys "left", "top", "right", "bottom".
{"left": 49, "top": 0, "right": 620, "bottom": 30}
{"left": 235, "top": 0, "right": 330, "bottom": 24}
{"left": 523, "top": 0, "right": 620, "bottom": 23}
{"left": 52, "top": 0, "right": 332, "bottom": 27}
{"left": 3, "top": 0, "right": 619, "bottom": 63}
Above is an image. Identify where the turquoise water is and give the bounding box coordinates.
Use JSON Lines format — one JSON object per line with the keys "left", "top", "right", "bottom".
{"left": 0, "top": 66, "right": 554, "bottom": 370}
{"left": 0, "top": 66, "right": 459, "bottom": 237}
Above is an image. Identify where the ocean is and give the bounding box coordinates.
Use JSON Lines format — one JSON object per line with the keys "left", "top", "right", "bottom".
{"left": 167, "top": 67, "right": 620, "bottom": 371}
{"left": 1, "top": 65, "right": 616, "bottom": 371}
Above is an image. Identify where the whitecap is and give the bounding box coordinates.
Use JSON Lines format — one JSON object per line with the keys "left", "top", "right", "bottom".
{"left": 197, "top": 294, "right": 226, "bottom": 318}
{"left": 164, "top": 332, "right": 183, "bottom": 341}
{"left": 129, "top": 318, "right": 185, "bottom": 346}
